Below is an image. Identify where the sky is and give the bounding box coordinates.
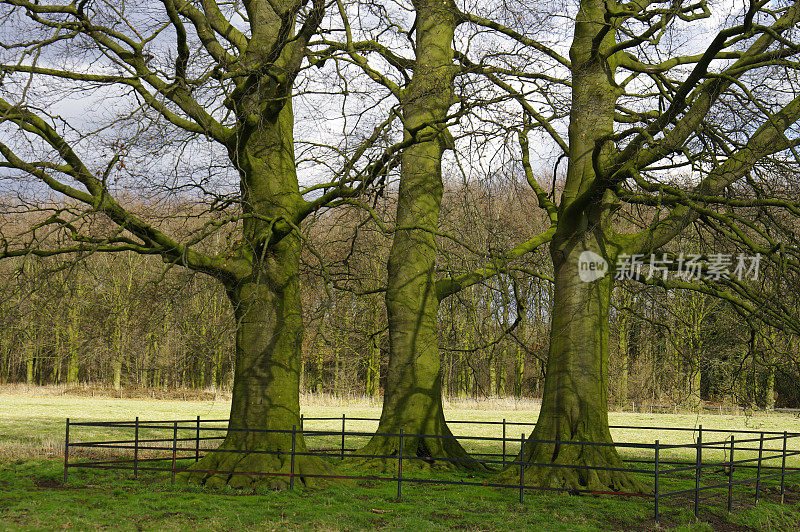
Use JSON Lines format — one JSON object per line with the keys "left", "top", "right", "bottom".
{"left": 0, "top": 0, "right": 792, "bottom": 216}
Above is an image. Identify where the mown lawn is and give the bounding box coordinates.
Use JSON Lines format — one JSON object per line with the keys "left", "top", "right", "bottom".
{"left": 1, "top": 390, "right": 800, "bottom": 530}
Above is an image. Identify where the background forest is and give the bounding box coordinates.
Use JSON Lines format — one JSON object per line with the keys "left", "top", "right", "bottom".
{"left": 3, "top": 180, "right": 797, "bottom": 410}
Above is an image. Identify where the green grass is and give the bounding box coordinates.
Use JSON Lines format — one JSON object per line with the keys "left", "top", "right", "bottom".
{"left": 1, "top": 391, "right": 800, "bottom": 530}
{"left": 0, "top": 459, "right": 647, "bottom": 531}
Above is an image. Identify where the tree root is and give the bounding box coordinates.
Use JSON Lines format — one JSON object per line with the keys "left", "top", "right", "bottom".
{"left": 351, "top": 433, "right": 484, "bottom": 473}
{"left": 176, "top": 447, "right": 337, "bottom": 490}
{"left": 494, "top": 442, "right": 649, "bottom": 495}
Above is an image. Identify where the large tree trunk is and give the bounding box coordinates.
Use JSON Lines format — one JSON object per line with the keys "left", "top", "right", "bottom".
{"left": 181, "top": 237, "right": 334, "bottom": 490}
{"left": 495, "top": 0, "right": 645, "bottom": 493}
{"left": 361, "top": 247, "right": 477, "bottom": 465}
{"left": 362, "top": 175, "right": 474, "bottom": 463}
{"left": 499, "top": 239, "right": 643, "bottom": 491}
{"left": 359, "top": 0, "right": 477, "bottom": 468}
{"left": 182, "top": 267, "right": 332, "bottom": 489}
{"left": 180, "top": 62, "right": 334, "bottom": 486}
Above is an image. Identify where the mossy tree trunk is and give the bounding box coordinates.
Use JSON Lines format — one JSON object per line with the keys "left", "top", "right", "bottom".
{"left": 181, "top": 99, "right": 334, "bottom": 488}
{"left": 360, "top": 0, "right": 478, "bottom": 468}
{"left": 179, "top": 0, "right": 333, "bottom": 488}
{"left": 188, "top": 272, "right": 328, "bottom": 488}
{"left": 500, "top": 0, "right": 643, "bottom": 492}
{"left": 507, "top": 235, "right": 643, "bottom": 491}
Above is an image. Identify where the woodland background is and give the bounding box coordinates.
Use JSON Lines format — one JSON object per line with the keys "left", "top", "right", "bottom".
{"left": 3, "top": 180, "right": 797, "bottom": 410}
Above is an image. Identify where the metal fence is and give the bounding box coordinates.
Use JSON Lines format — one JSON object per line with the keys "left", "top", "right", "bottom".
{"left": 63, "top": 416, "right": 800, "bottom": 523}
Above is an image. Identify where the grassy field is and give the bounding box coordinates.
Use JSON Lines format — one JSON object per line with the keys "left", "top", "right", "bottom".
{"left": 1, "top": 389, "right": 799, "bottom": 530}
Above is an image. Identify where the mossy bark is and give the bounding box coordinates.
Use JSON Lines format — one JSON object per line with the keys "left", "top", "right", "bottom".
{"left": 359, "top": 0, "right": 478, "bottom": 469}
{"left": 182, "top": 100, "right": 334, "bottom": 486}
{"left": 180, "top": 2, "right": 333, "bottom": 485}
{"left": 498, "top": 0, "right": 645, "bottom": 492}
{"left": 181, "top": 274, "right": 333, "bottom": 489}
{"left": 499, "top": 241, "right": 643, "bottom": 492}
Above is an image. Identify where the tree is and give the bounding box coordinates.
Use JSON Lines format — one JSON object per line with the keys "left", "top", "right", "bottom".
{"left": 467, "top": 0, "right": 800, "bottom": 490}
{"left": 346, "top": 0, "right": 476, "bottom": 464}
{"left": 5, "top": 0, "right": 800, "bottom": 496}
{"left": 0, "top": 0, "right": 395, "bottom": 488}
{"left": 322, "top": 0, "right": 558, "bottom": 466}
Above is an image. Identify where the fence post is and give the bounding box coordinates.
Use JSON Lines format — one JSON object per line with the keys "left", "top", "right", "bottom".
{"left": 300, "top": 413, "right": 304, "bottom": 432}
{"left": 290, "top": 425, "right": 296, "bottom": 490}
{"left": 171, "top": 421, "right": 178, "bottom": 485}
{"left": 63, "top": 418, "right": 70, "bottom": 484}
{"left": 341, "top": 414, "right": 346, "bottom": 460}
{"left": 654, "top": 440, "right": 660, "bottom": 523}
{"left": 728, "top": 435, "right": 735, "bottom": 513}
{"left": 755, "top": 431, "right": 764, "bottom": 504}
{"left": 781, "top": 431, "right": 787, "bottom": 504}
{"left": 694, "top": 425, "right": 702, "bottom": 519}
{"left": 519, "top": 433, "right": 525, "bottom": 504}
{"left": 397, "top": 429, "right": 403, "bottom": 500}
{"left": 195, "top": 415, "right": 200, "bottom": 462}
{"left": 134, "top": 416, "right": 139, "bottom": 478}
{"left": 502, "top": 419, "right": 507, "bottom": 467}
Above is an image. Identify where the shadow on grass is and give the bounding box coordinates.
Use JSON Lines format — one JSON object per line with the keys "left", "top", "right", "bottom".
{"left": 2, "top": 458, "right": 798, "bottom": 531}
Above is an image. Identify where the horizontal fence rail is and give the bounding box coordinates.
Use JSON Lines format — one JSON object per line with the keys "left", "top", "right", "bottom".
{"left": 63, "top": 416, "right": 800, "bottom": 524}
